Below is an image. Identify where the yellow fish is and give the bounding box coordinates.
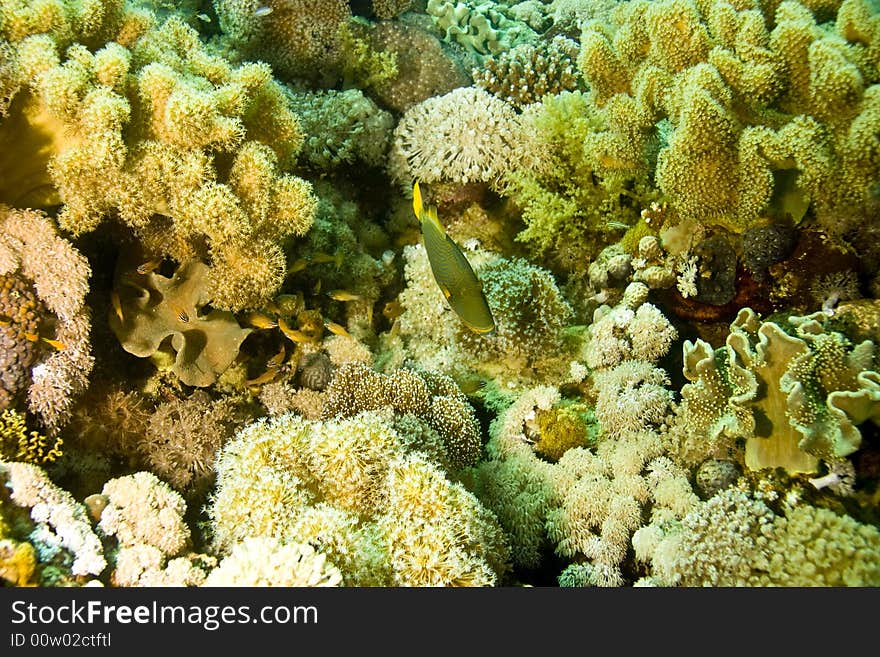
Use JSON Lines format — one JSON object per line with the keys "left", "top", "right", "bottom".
{"left": 289, "top": 257, "right": 309, "bottom": 274}
{"left": 244, "top": 311, "right": 278, "bottom": 330}
{"left": 266, "top": 344, "right": 286, "bottom": 369}
{"left": 327, "top": 289, "right": 362, "bottom": 302}
{"left": 278, "top": 316, "right": 316, "bottom": 344}
{"left": 412, "top": 181, "right": 495, "bottom": 335}
{"left": 323, "top": 319, "right": 351, "bottom": 338}
{"left": 40, "top": 337, "right": 66, "bottom": 350}
{"left": 246, "top": 368, "right": 279, "bottom": 387}
{"left": 311, "top": 251, "right": 343, "bottom": 268}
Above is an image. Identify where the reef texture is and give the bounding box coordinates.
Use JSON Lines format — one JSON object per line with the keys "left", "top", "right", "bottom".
{"left": 1, "top": 0, "right": 878, "bottom": 588}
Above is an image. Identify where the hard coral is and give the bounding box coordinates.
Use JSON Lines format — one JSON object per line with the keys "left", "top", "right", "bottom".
{"left": 473, "top": 35, "right": 582, "bottom": 108}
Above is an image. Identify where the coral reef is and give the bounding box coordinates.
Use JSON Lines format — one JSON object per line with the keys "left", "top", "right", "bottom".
{"left": 637, "top": 483, "right": 880, "bottom": 586}
{"left": 0, "top": 0, "right": 878, "bottom": 590}
{"left": 576, "top": 0, "right": 880, "bottom": 232}
{"left": 1, "top": 8, "right": 317, "bottom": 312}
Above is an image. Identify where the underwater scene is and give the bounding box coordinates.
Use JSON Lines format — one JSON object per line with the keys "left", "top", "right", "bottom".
{"left": 0, "top": 0, "right": 878, "bottom": 588}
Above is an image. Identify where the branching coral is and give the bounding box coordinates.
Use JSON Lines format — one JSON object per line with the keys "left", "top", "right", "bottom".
{"left": 585, "top": 299, "right": 678, "bottom": 370}
{"left": 0, "top": 460, "right": 105, "bottom": 578}
{"left": 499, "top": 90, "right": 658, "bottom": 272}
{"left": 0, "top": 205, "right": 92, "bottom": 433}
{"left": 93, "top": 471, "right": 214, "bottom": 587}
{"left": 547, "top": 440, "right": 698, "bottom": 586}
{"left": 463, "top": 384, "right": 697, "bottom": 583}
{"left": 207, "top": 409, "right": 510, "bottom": 586}
{"left": 473, "top": 35, "right": 582, "bottom": 108}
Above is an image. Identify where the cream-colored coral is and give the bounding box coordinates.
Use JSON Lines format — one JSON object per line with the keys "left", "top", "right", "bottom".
{"left": 97, "top": 472, "right": 190, "bottom": 556}
{"left": 585, "top": 300, "right": 677, "bottom": 370}
{"left": 645, "top": 484, "right": 880, "bottom": 586}
{"left": 388, "top": 86, "right": 529, "bottom": 187}
{"left": 204, "top": 537, "right": 342, "bottom": 587}
{"left": 208, "top": 410, "right": 510, "bottom": 586}
{"left": 0, "top": 205, "right": 92, "bottom": 433}
{"left": 1, "top": 460, "right": 105, "bottom": 577}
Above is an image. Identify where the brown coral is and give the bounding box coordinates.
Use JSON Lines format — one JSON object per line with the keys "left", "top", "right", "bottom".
{"left": 109, "top": 259, "right": 252, "bottom": 387}
{"left": 322, "top": 362, "right": 482, "bottom": 469}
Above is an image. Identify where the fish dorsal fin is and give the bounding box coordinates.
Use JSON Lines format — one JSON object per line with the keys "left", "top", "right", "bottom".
{"left": 413, "top": 180, "right": 423, "bottom": 218}
{"left": 412, "top": 181, "right": 445, "bottom": 235}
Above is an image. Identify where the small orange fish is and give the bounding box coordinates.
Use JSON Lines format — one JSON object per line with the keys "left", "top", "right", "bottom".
{"left": 169, "top": 303, "right": 189, "bottom": 323}
{"left": 110, "top": 291, "right": 124, "bottom": 323}
{"left": 244, "top": 311, "right": 278, "bottom": 330}
{"left": 327, "top": 289, "right": 362, "bottom": 302}
{"left": 246, "top": 368, "right": 279, "bottom": 387}
{"left": 41, "top": 337, "right": 66, "bottom": 350}
{"left": 22, "top": 331, "right": 39, "bottom": 342}
{"left": 136, "top": 258, "right": 162, "bottom": 275}
{"left": 278, "top": 316, "right": 315, "bottom": 344}
{"left": 266, "top": 344, "right": 286, "bottom": 369}
{"left": 323, "top": 319, "right": 351, "bottom": 338}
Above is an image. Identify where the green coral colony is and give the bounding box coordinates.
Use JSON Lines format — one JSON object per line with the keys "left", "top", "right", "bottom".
{"left": 1, "top": 0, "right": 879, "bottom": 588}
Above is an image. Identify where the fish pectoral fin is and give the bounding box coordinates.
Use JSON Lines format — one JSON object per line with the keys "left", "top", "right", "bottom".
{"left": 441, "top": 286, "right": 452, "bottom": 300}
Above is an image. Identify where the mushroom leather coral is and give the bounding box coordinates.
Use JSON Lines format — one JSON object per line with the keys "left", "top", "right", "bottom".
{"left": 110, "top": 260, "right": 251, "bottom": 387}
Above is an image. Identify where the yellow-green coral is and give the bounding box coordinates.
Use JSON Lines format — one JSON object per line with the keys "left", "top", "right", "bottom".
{"left": 208, "top": 410, "right": 511, "bottom": 586}
{"left": 0, "top": 9, "right": 317, "bottom": 311}
{"left": 645, "top": 485, "right": 880, "bottom": 586}
{"left": 666, "top": 308, "right": 880, "bottom": 474}
{"left": 0, "top": 409, "right": 63, "bottom": 464}
{"left": 576, "top": 0, "right": 880, "bottom": 232}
